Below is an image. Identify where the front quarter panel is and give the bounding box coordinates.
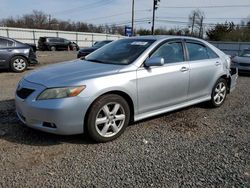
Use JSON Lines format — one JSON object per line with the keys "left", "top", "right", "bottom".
{"left": 79, "top": 70, "right": 138, "bottom": 115}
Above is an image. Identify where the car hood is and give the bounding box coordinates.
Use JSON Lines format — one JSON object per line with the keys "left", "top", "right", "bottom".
{"left": 24, "top": 59, "right": 123, "bottom": 87}
{"left": 232, "top": 56, "right": 250, "bottom": 64}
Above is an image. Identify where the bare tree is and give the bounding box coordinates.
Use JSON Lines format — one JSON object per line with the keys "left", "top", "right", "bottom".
{"left": 188, "top": 9, "right": 205, "bottom": 38}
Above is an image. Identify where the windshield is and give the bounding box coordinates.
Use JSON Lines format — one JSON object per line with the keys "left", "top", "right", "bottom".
{"left": 85, "top": 39, "right": 155, "bottom": 65}
{"left": 93, "top": 41, "right": 111, "bottom": 48}
{"left": 240, "top": 49, "right": 250, "bottom": 57}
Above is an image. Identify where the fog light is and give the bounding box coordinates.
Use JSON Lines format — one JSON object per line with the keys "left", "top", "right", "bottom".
{"left": 42, "top": 122, "right": 57, "bottom": 128}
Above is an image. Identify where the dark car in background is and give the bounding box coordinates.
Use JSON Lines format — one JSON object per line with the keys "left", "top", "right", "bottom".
{"left": 77, "top": 40, "right": 112, "bottom": 58}
{"left": 0, "top": 36, "right": 38, "bottom": 72}
{"left": 38, "top": 37, "right": 79, "bottom": 51}
{"left": 231, "top": 48, "right": 250, "bottom": 73}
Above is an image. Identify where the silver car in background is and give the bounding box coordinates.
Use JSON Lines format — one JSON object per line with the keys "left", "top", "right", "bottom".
{"left": 232, "top": 48, "right": 250, "bottom": 72}
{"left": 15, "top": 36, "right": 238, "bottom": 142}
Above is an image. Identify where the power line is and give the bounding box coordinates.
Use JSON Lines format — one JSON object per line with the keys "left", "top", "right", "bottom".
{"left": 156, "top": 19, "right": 250, "bottom": 27}
{"left": 160, "top": 4, "right": 250, "bottom": 9}
{"left": 156, "top": 16, "right": 250, "bottom": 20}
{"left": 87, "top": 9, "right": 151, "bottom": 22}
{"left": 52, "top": 0, "right": 114, "bottom": 15}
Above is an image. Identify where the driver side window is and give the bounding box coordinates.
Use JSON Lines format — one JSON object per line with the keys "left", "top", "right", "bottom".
{"left": 151, "top": 42, "right": 184, "bottom": 64}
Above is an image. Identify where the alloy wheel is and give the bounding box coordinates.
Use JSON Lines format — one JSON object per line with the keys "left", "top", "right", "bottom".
{"left": 13, "top": 58, "right": 26, "bottom": 71}
{"left": 95, "top": 102, "right": 126, "bottom": 138}
{"left": 213, "top": 82, "right": 226, "bottom": 105}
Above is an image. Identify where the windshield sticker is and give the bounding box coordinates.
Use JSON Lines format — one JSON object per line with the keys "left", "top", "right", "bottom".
{"left": 131, "top": 41, "right": 148, "bottom": 46}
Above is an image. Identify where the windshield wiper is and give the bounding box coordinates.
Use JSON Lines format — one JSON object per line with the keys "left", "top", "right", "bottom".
{"left": 86, "top": 59, "right": 109, "bottom": 64}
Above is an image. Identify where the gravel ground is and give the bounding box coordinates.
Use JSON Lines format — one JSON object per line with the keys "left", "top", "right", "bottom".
{"left": 0, "top": 52, "right": 249, "bottom": 187}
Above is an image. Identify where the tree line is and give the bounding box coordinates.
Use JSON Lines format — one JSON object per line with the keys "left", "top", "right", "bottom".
{"left": 0, "top": 10, "right": 250, "bottom": 42}
{"left": 0, "top": 10, "right": 124, "bottom": 35}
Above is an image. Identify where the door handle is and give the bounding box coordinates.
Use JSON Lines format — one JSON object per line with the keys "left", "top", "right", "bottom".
{"left": 215, "top": 61, "right": 221, "bottom": 66}
{"left": 180, "top": 67, "right": 189, "bottom": 72}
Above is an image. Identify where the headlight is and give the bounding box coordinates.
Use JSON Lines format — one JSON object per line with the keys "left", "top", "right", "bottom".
{"left": 37, "top": 86, "right": 86, "bottom": 100}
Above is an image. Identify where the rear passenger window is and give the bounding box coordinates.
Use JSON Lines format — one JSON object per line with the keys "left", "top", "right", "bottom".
{"left": 0, "top": 39, "right": 14, "bottom": 47}
{"left": 0, "top": 39, "right": 8, "bottom": 47}
{"left": 151, "top": 42, "right": 184, "bottom": 64}
{"left": 186, "top": 43, "right": 209, "bottom": 61}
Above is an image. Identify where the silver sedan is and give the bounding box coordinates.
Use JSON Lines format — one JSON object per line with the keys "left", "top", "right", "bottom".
{"left": 232, "top": 48, "right": 250, "bottom": 72}
{"left": 15, "top": 36, "right": 238, "bottom": 142}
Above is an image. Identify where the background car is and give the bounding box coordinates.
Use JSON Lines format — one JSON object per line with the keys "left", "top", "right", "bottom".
{"left": 38, "top": 37, "right": 79, "bottom": 51}
{"left": 77, "top": 40, "right": 112, "bottom": 58}
{"left": 0, "top": 36, "right": 38, "bottom": 72}
{"left": 16, "top": 36, "right": 237, "bottom": 142}
{"left": 231, "top": 48, "right": 250, "bottom": 73}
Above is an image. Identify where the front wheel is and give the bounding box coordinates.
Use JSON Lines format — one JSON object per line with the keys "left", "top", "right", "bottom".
{"left": 86, "top": 94, "right": 130, "bottom": 142}
{"left": 210, "top": 78, "right": 228, "bottom": 107}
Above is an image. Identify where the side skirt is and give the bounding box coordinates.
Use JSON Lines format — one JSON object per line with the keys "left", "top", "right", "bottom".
{"left": 134, "top": 96, "right": 211, "bottom": 122}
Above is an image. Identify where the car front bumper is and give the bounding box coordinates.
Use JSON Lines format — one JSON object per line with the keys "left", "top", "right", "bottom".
{"left": 15, "top": 79, "right": 89, "bottom": 135}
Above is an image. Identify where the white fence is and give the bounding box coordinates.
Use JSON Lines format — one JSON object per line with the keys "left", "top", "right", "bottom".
{"left": 0, "top": 27, "right": 123, "bottom": 47}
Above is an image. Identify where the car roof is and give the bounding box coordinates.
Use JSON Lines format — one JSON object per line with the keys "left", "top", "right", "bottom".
{"left": 129, "top": 35, "right": 205, "bottom": 42}
{"left": 0, "top": 36, "right": 23, "bottom": 44}
{"left": 0, "top": 36, "right": 15, "bottom": 41}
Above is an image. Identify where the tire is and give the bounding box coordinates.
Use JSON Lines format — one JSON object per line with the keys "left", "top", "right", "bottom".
{"left": 10, "top": 56, "right": 28, "bottom": 73}
{"left": 72, "top": 46, "right": 77, "bottom": 51}
{"left": 50, "top": 46, "right": 56, "bottom": 51}
{"left": 86, "top": 94, "right": 130, "bottom": 142}
{"left": 210, "top": 78, "right": 228, "bottom": 107}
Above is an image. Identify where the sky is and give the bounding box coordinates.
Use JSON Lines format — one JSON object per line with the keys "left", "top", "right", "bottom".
{"left": 0, "top": 0, "right": 250, "bottom": 30}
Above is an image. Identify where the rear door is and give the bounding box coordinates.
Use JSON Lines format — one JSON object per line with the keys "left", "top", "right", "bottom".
{"left": 0, "top": 38, "right": 15, "bottom": 67}
{"left": 185, "top": 40, "right": 222, "bottom": 100}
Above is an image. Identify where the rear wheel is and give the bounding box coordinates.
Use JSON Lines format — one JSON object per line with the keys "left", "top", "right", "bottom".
{"left": 50, "top": 46, "right": 56, "bottom": 51}
{"left": 86, "top": 94, "right": 130, "bottom": 142}
{"left": 10, "top": 56, "right": 28, "bottom": 72}
{"left": 210, "top": 78, "right": 227, "bottom": 107}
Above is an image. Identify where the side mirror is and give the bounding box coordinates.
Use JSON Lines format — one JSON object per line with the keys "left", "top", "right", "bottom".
{"left": 145, "top": 57, "right": 164, "bottom": 67}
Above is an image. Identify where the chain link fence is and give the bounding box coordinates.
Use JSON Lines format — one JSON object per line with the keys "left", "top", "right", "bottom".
{"left": 0, "top": 27, "right": 123, "bottom": 47}
{"left": 209, "top": 41, "right": 250, "bottom": 56}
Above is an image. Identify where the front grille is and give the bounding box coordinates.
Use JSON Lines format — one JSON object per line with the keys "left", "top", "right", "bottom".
{"left": 239, "top": 63, "right": 250, "bottom": 67}
{"left": 16, "top": 88, "right": 35, "bottom": 99}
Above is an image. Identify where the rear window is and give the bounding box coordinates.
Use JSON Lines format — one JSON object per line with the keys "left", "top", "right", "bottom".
{"left": 186, "top": 42, "right": 218, "bottom": 61}
{"left": 39, "top": 37, "right": 46, "bottom": 42}
{"left": 240, "top": 49, "right": 250, "bottom": 57}
{"left": 48, "top": 38, "right": 59, "bottom": 43}
{"left": 0, "top": 38, "right": 14, "bottom": 47}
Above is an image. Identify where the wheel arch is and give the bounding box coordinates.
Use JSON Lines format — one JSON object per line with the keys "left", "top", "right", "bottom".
{"left": 219, "top": 74, "right": 231, "bottom": 94}
{"left": 84, "top": 90, "right": 135, "bottom": 132}
{"left": 9, "top": 54, "right": 29, "bottom": 67}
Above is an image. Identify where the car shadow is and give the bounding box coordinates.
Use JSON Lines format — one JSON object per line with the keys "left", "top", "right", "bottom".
{"left": 238, "top": 71, "right": 250, "bottom": 77}
{"left": 0, "top": 97, "right": 213, "bottom": 146}
{"left": 0, "top": 67, "right": 35, "bottom": 73}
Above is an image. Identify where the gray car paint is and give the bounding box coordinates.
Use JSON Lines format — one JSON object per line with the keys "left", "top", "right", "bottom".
{"left": 15, "top": 36, "right": 237, "bottom": 135}
{"left": 0, "top": 36, "right": 37, "bottom": 69}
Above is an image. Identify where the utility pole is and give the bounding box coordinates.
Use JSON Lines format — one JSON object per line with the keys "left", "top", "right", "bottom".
{"left": 48, "top": 14, "right": 51, "bottom": 29}
{"left": 199, "top": 16, "right": 204, "bottom": 38}
{"left": 191, "top": 12, "right": 196, "bottom": 36}
{"left": 131, "top": 0, "right": 135, "bottom": 36}
{"left": 151, "top": 0, "right": 160, "bottom": 35}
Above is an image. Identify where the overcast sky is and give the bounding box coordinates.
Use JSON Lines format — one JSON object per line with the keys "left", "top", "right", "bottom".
{"left": 0, "top": 0, "right": 250, "bottom": 30}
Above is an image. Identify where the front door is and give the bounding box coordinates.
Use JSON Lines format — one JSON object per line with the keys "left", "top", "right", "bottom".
{"left": 137, "top": 41, "right": 190, "bottom": 114}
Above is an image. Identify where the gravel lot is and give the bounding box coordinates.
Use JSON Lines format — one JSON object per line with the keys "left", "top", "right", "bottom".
{"left": 0, "top": 51, "right": 249, "bottom": 187}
